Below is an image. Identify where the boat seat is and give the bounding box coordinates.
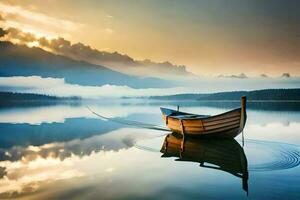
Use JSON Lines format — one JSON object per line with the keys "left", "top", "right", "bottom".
{"left": 171, "top": 114, "right": 210, "bottom": 119}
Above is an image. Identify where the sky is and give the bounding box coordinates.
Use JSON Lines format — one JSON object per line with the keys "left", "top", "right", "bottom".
{"left": 0, "top": 0, "right": 300, "bottom": 76}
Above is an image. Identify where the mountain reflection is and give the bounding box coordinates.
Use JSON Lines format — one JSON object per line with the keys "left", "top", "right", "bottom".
{"left": 0, "top": 128, "right": 154, "bottom": 163}
{"left": 160, "top": 133, "right": 249, "bottom": 193}
{"left": 0, "top": 117, "right": 124, "bottom": 149}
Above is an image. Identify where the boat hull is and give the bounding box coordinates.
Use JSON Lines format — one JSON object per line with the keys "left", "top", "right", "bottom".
{"left": 161, "top": 97, "right": 247, "bottom": 138}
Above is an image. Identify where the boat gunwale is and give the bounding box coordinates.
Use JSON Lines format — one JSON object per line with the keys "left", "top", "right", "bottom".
{"left": 161, "top": 107, "right": 241, "bottom": 121}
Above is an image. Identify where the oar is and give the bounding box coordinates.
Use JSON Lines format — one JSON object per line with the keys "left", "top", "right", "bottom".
{"left": 86, "top": 106, "right": 170, "bottom": 132}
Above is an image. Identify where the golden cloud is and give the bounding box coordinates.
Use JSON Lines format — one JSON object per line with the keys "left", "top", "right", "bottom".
{"left": 0, "top": 2, "right": 83, "bottom": 39}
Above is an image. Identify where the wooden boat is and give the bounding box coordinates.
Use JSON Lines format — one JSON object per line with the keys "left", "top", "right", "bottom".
{"left": 161, "top": 133, "right": 248, "bottom": 193}
{"left": 160, "top": 96, "right": 247, "bottom": 138}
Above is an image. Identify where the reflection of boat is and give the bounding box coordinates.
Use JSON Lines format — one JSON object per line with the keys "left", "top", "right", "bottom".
{"left": 160, "top": 133, "right": 249, "bottom": 193}
{"left": 160, "top": 96, "right": 247, "bottom": 138}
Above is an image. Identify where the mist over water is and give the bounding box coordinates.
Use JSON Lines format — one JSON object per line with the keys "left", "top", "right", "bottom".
{"left": 0, "top": 76, "right": 299, "bottom": 98}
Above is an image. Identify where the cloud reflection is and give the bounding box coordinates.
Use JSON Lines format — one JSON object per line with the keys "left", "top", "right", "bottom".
{"left": 0, "top": 128, "right": 160, "bottom": 198}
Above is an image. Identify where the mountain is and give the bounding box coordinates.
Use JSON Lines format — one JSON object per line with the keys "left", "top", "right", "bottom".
{"left": 218, "top": 73, "right": 248, "bottom": 79}
{"left": 149, "top": 89, "right": 300, "bottom": 101}
{"left": 37, "top": 35, "right": 195, "bottom": 80}
{"left": 281, "top": 73, "right": 291, "bottom": 78}
{"left": 2, "top": 27, "right": 194, "bottom": 80}
{"left": 0, "top": 41, "right": 175, "bottom": 88}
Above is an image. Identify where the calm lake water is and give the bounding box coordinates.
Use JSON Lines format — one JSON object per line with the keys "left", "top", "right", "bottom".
{"left": 0, "top": 100, "right": 299, "bottom": 199}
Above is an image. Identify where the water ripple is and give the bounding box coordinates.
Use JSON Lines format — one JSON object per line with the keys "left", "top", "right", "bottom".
{"left": 244, "top": 139, "right": 300, "bottom": 172}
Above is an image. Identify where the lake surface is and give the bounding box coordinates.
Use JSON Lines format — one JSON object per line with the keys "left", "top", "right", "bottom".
{"left": 0, "top": 100, "right": 299, "bottom": 199}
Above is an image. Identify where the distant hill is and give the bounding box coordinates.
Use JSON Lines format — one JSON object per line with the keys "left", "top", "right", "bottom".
{"left": 0, "top": 41, "right": 175, "bottom": 88}
{"left": 149, "top": 89, "right": 300, "bottom": 101}
{"left": 147, "top": 93, "right": 210, "bottom": 100}
{"left": 0, "top": 92, "right": 79, "bottom": 100}
{"left": 0, "top": 92, "right": 80, "bottom": 107}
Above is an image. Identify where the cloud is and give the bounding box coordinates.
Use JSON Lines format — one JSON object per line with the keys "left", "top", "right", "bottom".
{"left": 0, "top": 2, "right": 82, "bottom": 38}
{"left": 0, "top": 76, "right": 64, "bottom": 89}
{"left": 4, "top": 27, "right": 37, "bottom": 43}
